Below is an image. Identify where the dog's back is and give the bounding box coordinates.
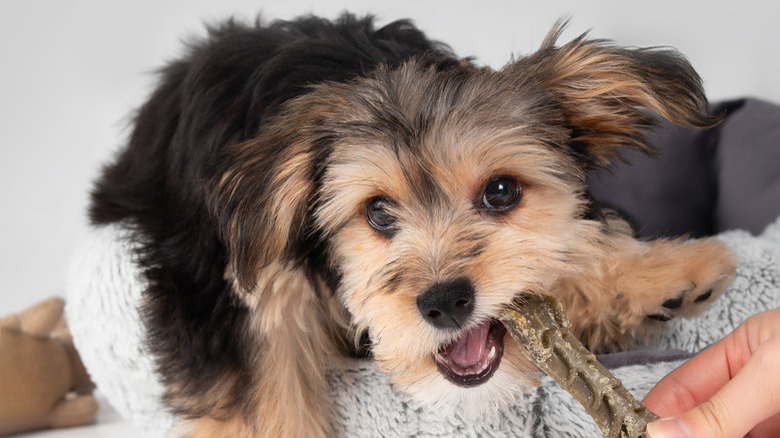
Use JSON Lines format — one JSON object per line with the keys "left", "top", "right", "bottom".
{"left": 91, "top": 15, "right": 454, "bottom": 223}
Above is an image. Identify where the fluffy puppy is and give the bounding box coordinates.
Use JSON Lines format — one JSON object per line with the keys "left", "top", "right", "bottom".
{"left": 89, "top": 14, "right": 736, "bottom": 437}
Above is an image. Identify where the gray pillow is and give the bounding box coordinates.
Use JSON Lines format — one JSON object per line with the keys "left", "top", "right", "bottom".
{"left": 588, "top": 98, "right": 780, "bottom": 238}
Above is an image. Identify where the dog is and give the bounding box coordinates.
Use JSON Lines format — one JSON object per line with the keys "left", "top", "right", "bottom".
{"left": 89, "top": 13, "right": 736, "bottom": 437}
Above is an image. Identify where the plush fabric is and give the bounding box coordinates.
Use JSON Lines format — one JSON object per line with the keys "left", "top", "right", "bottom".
{"left": 66, "top": 216, "right": 780, "bottom": 437}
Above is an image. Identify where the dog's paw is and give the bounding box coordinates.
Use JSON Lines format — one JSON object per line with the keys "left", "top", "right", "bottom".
{"left": 645, "top": 280, "right": 722, "bottom": 322}
{"left": 636, "top": 238, "right": 737, "bottom": 325}
{"left": 559, "top": 236, "right": 737, "bottom": 351}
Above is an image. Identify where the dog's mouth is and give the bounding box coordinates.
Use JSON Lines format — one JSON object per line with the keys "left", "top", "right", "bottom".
{"left": 434, "top": 319, "right": 507, "bottom": 387}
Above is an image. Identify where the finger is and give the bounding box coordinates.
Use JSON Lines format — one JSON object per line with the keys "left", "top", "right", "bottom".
{"left": 685, "top": 336, "right": 780, "bottom": 437}
{"left": 647, "top": 336, "right": 780, "bottom": 438}
{"left": 643, "top": 322, "right": 753, "bottom": 417}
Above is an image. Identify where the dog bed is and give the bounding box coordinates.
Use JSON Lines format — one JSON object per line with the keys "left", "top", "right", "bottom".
{"left": 66, "top": 98, "right": 780, "bottom": 437}
{"left": 66, "top": 216, "right": 780, "bottom": 437}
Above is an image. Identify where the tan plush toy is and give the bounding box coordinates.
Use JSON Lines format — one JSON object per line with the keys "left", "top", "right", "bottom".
{"left": 0, "top": 297, "right": 98, "bottom": 436}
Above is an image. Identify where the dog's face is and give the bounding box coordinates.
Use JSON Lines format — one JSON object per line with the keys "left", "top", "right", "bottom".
{"left": 313, "top": 63, "right": 594, "bottom": 410}
{"left": 215, "top": 27, "right": 714, "bottom": 412}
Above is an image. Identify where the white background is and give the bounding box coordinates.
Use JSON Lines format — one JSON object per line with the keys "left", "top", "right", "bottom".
{"left": 0, "top": 1, "right": 778, "bottom": 435}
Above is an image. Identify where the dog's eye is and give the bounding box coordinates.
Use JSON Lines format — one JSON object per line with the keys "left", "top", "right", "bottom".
{"left": 365, "top": 197, "right": 397, "bottom": 233}
{"left": 481, "top": 177, "right": 522, "bottom": 211}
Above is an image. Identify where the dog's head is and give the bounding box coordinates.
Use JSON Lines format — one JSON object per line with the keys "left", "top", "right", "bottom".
{"left": 214, "top": 24, "right": 715, "bottom": 411}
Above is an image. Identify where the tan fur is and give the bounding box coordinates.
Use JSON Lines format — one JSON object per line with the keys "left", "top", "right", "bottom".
{"left": 182, "top": 264, "right": 348, "bottom": 438}
{"left": 187, "top": 23, "right": 736, "bottom": 437}
{"left": 554, "top": 227, "right": 737, "bottom": 351}
{"left": 316, "top": 107, "right": 735, "bottom": 408}
{"left": 309, "top": 32, "right": 733, "bottom": 415}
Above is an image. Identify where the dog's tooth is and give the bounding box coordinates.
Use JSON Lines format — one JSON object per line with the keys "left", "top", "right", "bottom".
{"left": 438, "top": 355, "right": 454, "bottom": 368}
{"left": 487, "top": 345, "right": 496, "bottom": 360}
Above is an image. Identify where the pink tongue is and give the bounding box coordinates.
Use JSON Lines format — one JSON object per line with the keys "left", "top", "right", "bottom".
{"left": 448, "top": 320, "right": 490, "bottom": 367}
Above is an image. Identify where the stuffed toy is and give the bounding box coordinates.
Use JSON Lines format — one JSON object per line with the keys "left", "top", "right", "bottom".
{"left": 0, "top": 297, "right": 98, "bottom": 436}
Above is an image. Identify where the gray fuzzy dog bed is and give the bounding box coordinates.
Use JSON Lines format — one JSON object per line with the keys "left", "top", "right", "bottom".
{"left": 65, "top": 217, "right": 780, "bottom": 437}
{"left": 66, "top": 98, "right": 780, "bottom": 437}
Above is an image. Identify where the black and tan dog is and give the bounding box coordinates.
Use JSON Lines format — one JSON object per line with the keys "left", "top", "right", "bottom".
{"left": 90, "top": 14, "right": 736, "bottom": 437}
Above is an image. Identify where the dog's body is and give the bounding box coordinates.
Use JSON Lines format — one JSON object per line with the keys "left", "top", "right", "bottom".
{"left": 90, "top": 14, "right": 736, "bottom": 437}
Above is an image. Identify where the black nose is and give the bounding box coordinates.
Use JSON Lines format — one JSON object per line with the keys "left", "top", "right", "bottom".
{"left": 416, "top": 277, "right": 476, "bottom": 330}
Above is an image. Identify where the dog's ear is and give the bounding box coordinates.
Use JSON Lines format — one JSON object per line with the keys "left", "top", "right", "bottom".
{"left": 505, "top": 21, "right": 719, "bottom": 168}
{"left": 212, "top": 122, "right": 325, "bottom": 294}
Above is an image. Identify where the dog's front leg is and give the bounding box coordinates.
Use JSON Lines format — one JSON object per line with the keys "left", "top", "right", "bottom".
{"left": 555, "top": 231, "right": 736, "bottom": 351}
{"left": 186, "top": 265, "right": 338, "bottom": 438}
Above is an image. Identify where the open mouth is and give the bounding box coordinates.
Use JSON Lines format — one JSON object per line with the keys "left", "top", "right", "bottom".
{"left": 434, "top": 319, "right": 507, "bottom": 387}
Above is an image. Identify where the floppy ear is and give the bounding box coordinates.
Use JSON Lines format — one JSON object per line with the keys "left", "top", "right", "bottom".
{"left": 506, "top": 22, "right": 719, "bottom": 168}
{"left": 212, "top": 124, "right": 323, "bottom": 294}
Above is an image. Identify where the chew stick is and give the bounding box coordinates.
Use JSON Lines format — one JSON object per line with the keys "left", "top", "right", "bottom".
{"left": 497, "top": 294, "right": 659, "bottom": 438}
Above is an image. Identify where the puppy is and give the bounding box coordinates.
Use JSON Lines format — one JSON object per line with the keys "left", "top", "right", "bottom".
{"left": 89, "top": 13, "right": 736, "bottom": 437}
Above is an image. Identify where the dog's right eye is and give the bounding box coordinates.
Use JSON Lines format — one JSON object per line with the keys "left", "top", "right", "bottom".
{"left": 480, "top": 176, "right": 522, "bottom": 212}
{"left": 365, "top": 197, "right": 397, "bottom": 234}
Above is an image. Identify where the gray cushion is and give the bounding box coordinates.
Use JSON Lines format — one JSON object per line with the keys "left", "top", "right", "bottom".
{"left": 588, "top": 98, "right": 780, "bottom": 238}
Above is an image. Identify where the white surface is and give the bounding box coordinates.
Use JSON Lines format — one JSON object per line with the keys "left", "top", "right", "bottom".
{"left": 0, "top": 1, "right": 778, "bottom": 434}
{"left": 14, "top": 394, "right": 139, "bottom": 438}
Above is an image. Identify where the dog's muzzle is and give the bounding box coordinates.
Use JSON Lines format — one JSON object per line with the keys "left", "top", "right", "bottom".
{"left": 418, "top": 278, "right": 506, "bottom": 386}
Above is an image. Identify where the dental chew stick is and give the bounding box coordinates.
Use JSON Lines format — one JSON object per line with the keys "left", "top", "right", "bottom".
{"left": 497, "top": 295, "right": 659, "bottom": 438}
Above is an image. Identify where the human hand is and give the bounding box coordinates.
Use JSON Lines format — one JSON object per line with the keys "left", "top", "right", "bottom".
{"left": 643, "top": 307, "right": 780, "bottom": 438}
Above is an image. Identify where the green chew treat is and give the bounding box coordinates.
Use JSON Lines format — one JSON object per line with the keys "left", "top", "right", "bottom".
{"left": 497, "top": 294, "right": 659, "bottom": 438}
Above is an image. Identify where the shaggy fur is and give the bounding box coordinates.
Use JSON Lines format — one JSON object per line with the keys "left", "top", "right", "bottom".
{"left": 90, "top": 14, "right": 736, "bottom": 437}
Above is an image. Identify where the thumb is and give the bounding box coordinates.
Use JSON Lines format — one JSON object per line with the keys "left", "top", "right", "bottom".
{"left": 646, "top": 399, "right": 736, "bottom": 438}
{"left": 646, "top": 336, "right": 780, "bottom": 438}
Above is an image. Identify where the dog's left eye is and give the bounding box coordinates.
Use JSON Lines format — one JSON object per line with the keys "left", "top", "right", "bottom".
{"left": 365, "top": 197, "right": 397, "bottom": 234}
{"left": 480, "top": 176, "right": 522, "bottom": 212}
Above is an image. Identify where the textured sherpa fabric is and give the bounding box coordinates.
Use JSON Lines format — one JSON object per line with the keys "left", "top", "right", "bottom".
{"left": 65, "top": 225, "right": 175, "bottom": 435}
{"left": 66, "top": 217, "right": 780, "bottom": 437}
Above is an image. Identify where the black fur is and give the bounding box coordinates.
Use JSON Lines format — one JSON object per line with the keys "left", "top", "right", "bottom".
{"left": 89, "top": 14, "right": 457, "bottom": 416}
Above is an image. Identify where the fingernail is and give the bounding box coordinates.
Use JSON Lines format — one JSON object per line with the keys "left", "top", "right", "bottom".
{"left": 646, "top": 416, "right": 693, "bottom": 438}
